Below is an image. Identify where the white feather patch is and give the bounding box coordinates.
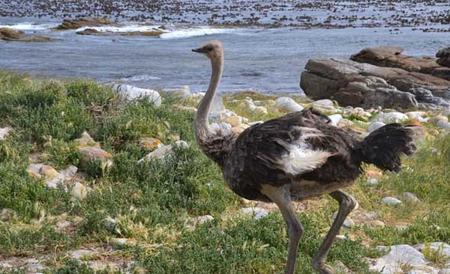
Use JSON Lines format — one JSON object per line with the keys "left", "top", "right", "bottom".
{"left": 277, "top": 127, "right": 332, "bottom": 175}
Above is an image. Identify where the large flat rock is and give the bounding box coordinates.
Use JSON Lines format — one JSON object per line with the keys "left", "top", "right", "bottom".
{"left": 300, "top": 58, "right": 450, "bottom": 109}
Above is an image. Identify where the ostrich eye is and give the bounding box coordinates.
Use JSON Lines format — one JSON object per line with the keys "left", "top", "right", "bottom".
{"left": 204, "top": 46, "right": 213, "bottom": 52}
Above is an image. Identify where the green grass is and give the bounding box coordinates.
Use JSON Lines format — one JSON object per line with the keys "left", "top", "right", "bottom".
{"left": 0, "top": 71, "right": 448, "bottom": 273}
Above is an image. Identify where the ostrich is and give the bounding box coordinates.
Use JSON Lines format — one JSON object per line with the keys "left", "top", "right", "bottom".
{"left": 192, "top": 40, "right": 419, "bottom": 274}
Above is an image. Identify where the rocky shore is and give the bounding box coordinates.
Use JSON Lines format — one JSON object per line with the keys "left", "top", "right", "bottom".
{"left": 0, "top": 0, "right": 449, "bottom": 30}
{"left": 301, "top": 46, "right": 450, "bottom": 111}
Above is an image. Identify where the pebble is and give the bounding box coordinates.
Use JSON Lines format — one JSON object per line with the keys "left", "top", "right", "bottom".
{"left": 406, "top": 111, "right": 428, "bottom": 122}
{"left": 375, "top": 111, "right": 409, "bottom": 123}
{"left": 0, "top": 127, "right": 12, "bottom": 140}
{"left": 71, "top": 182, "right": 88, "bottom": 200}
{"left": 369, "top": 245, "right": 429, "bottom": 274}
{"left": 139, "top": 137, "right": 162, "bottom": 151}
{"left": 103, "top": 216, "right": 118, "bottom": 233}
{"left": 400, "top": 192, "right": 420, "bottom": 204}
{"left": 240, "top": 207, "right": 269, "bottom": 220}
{"left": 74, "top": 131, "right": 100, "bottom": 148}
{"left": 138, "top": 140, "right": 189, "bottom": 162}
{"left": 312, "top": 99, "right": 336, "bottom": 112}
{"left": 186, "top": 215, "right": 214, "bottom": 229}
{"left": 368, "top": 121, "right": 386, "bottom": 133}
{"left": 366, "top": 177, "right": 379, "bottom": 186}
{"left": 382, "top": 197, "right": 402, "bottom": 206}
{"left": 0, "top": 208, "right": 16, "bottom": 221}
{"left": 328, "top": 114, "right": 343, "bottom": 126}
{"left": 46, "top": 165, "right": 78, "bottom": 188}
{"left": 69, "top": 249, "right": 96, "bottom": 259}
{"left": 275, "top": 97, "right": 304, "bottom": 112}
{"left": 79, "top": 146, "right": 113, "bottom": 170}
{"left": 113, "top": 84, "right": 161, "bottom": 107}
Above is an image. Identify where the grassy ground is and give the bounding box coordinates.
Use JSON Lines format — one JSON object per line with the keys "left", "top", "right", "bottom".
{"left": 0, "top": 71, "right": 448, "bottom": 273}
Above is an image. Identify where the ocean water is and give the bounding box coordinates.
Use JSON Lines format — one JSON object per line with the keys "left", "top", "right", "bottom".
{"left": 0, "top": 19, "right": 449, "bottom": 93}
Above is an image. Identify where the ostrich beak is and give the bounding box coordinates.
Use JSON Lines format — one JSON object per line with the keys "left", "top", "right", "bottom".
{"left": 192, "top": 47, "right": 206, "bottom": 53}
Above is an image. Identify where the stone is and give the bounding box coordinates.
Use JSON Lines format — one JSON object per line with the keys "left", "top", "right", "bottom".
{"left": 113, "top": 84, "right": 161, "bottom": 107}
{"left": 187, "top": 215, "right": 214, "bottom": 229}
{"left": 0, "top": 208, "right": 16, "bottom": 221}
{"left": 0, "top": 127, "right": 11, "bottom": 140}
{"left": 223, "top": 115, "right": 243, "bottom": 127}
{"left": 240, "top": 207, "right": 269, "bottom": 220}
{"left": 369, "top": 245, "right": 429, "bottom": 274}
{"left": 328, "top": 114, "right": 343, "bottom": 126}
{"left": 25, "top": 258, "right": 44, "bottom": 273}
{"left": 46, "top": 165, "right": 78, "bottom": 188}
{"left": 103, "top": 216, "right": 118, "bottom": 233}
{"left": 352, "top": 46, "right": 450, "bottom": 81}
{"left": 400, "top": 192, "right": 420, "bottom": 204}
{"left": 71, "top": 182, "right": 88, "bottom": 200}
{"left": 0, "top": 27, "right": 52, "bottom": 42}
{"left": 368, "top": 121, "right": 386, "bottom": 133}
{"left": 69, "top": 249, "right": 96, "bottom": 259}
{"left": 312, "top": 99, "right": 336, "bottom": 112}
{"left": 56, "top": 220, "right": 73, "bottom": 231}
{"left": 166, "top": 85, "right": 191, "bottom": 99}
{"left": 27, "top": 163, "right": 59, "bottom": 180}
{"left": 254, "top": 106, "right": 268, "bottom": 115}
{"left": 275, "top": 97, "right": 304, "bottom": 112}
{"left": 366, "top": 178, "right": 379, "bottom": 186}
{"left": 300, "top": 58, "right": 450, "bottom": 109}
{"left": 437, "top": 47, "right": 450, "bottom": 68}
{"left": 139, "top": 137, "right": 162, "bottom": 151}
{"left": 382, "top": 197, "right": 402, "bottom": 206}
{"left": 138, "top": 140, "right": 189, "bottom": 162}
{"left": 55, "top": 17, "right": 113, "bottom": 30}
{"left": 375, "top": 112, "right": 409, "bottom": 123}
{"left": 406, "top": 111, "right": 429, "bottom": 122}
{"left": 74, "top": 131, "right": 99, "bottom": 148}
{"left": 79, "top": 146, "right": 113, "bottom": 169}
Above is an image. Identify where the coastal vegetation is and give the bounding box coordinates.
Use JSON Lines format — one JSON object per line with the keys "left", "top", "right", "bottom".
{"left": 0, "top": 71, "right": 448, "bottom": 273}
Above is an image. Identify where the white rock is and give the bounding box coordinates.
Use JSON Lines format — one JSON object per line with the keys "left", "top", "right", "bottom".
{"left": 312, "top": 99, "right": 336, "bottom": 112}
{"left": 167, "top": 85, "right": 191, "bottom": 99}
{"left": 328, "top": 114, "right": 343, "bottom": 126}
{"left": 382, "top": 197, "right": 402, "bottom": 206}
{"left": 375, "top": 112, "right": 409, "bottom": 124}
{"left": 254, "top": 106, "right": 268, "bottom": 115}
{"left": 275, "top": 97, "right": 304, "bottom": 112}
{"left": 46, "top": 165, "right": 78, "bottom": 188}
{"left": 113, "top": 84, "right": 161, "bottom": 107}
{"left": 0, "top": 208, "right": 16, "bottom": 221}
{"left": 25, "top": 258, "right": 44, "bottom": 273}
{"left": 0, "top": 127, "right": 11, "bottom": 140}
{"left": 189, "top": 215, "right": 214, "bottom": 227}
{"left": 71, "top": 182, "right": 88, "bottom": 200}
{"left": 103, "top": 216, "right": 118, "bottom": 232}
{"left": 223, "top": 115, "right": 242, "bottom": 127}
{"left": 400, "top": 192, "right": 420, "bottom": 204}
{"left": 406, "top": 111, "right": 428, "bottom": 122}
{"left": 366, "top": 178, "right": 379, "bottom": 186}
{"left": 240, "top": 207, "right": 269, "bottom": 220}
{"left": 138, "top": 141, "right": 189, "bottom": 162}
{"left": 368, "top": 121, "right": 386, "bottom": 133}
{"left": 370, "top": 245, "right": 429, "bottom": 274}
{"left": 69, "top": 249, "right": 96, "bottom": 259}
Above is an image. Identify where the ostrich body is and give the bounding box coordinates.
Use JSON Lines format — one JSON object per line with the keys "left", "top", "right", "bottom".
{"left": 192, "top": 41, "right": 418, "bottom": 274}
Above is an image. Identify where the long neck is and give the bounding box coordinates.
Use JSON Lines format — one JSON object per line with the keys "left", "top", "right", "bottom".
{"left": 195, "top": 55, "right": 223, "bottom": 142}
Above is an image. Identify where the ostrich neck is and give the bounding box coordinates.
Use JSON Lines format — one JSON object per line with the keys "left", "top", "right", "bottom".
{"left": 195, "top": 55, "right": 223, "bottom": 142}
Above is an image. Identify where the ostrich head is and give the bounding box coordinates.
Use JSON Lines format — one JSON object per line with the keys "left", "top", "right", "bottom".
{"left": 192, "top": 40, "right": 224, "bottom": 60}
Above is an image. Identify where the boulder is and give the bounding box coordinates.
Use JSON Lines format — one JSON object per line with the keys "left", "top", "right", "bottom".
{"left": 76, "top": 28, "right": 163, "bottom": 37}
{"left": 437, "top": 48, "right": 450, "bottom": 68}
{"left": 138, "top": 140, "right": 189, "bottom": 162}
{"left": 300, "top": 58, "right": 450, "bottom": 109}
{"left": 351, "top": 46, "right": 450, "bottom": 80}
{"left": 369, "top": 245, "right": 430, "bottom": 274}
{"left": 275, "top": 97, "right": 304, "bottom": 112}
{"left": 0, "top": 28, "right": 52, "bottom": 42}
{"left": 113, "top": 84, "right": 161, "bottom": 107}
{"left": 55, "top": 17, "right": 113, "bottom": 30}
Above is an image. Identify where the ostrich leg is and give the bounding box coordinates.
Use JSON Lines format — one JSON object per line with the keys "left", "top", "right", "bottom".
{"left": 261, "top": 185, "right": 304, "bottom": 274}
{"left": 312, "top": 190, "right": 356, "bottom": 274}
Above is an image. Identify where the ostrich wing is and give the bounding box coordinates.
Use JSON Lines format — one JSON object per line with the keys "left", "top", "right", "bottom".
{"left": 228, "top": 109, "right": 359, "bottom": 188}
